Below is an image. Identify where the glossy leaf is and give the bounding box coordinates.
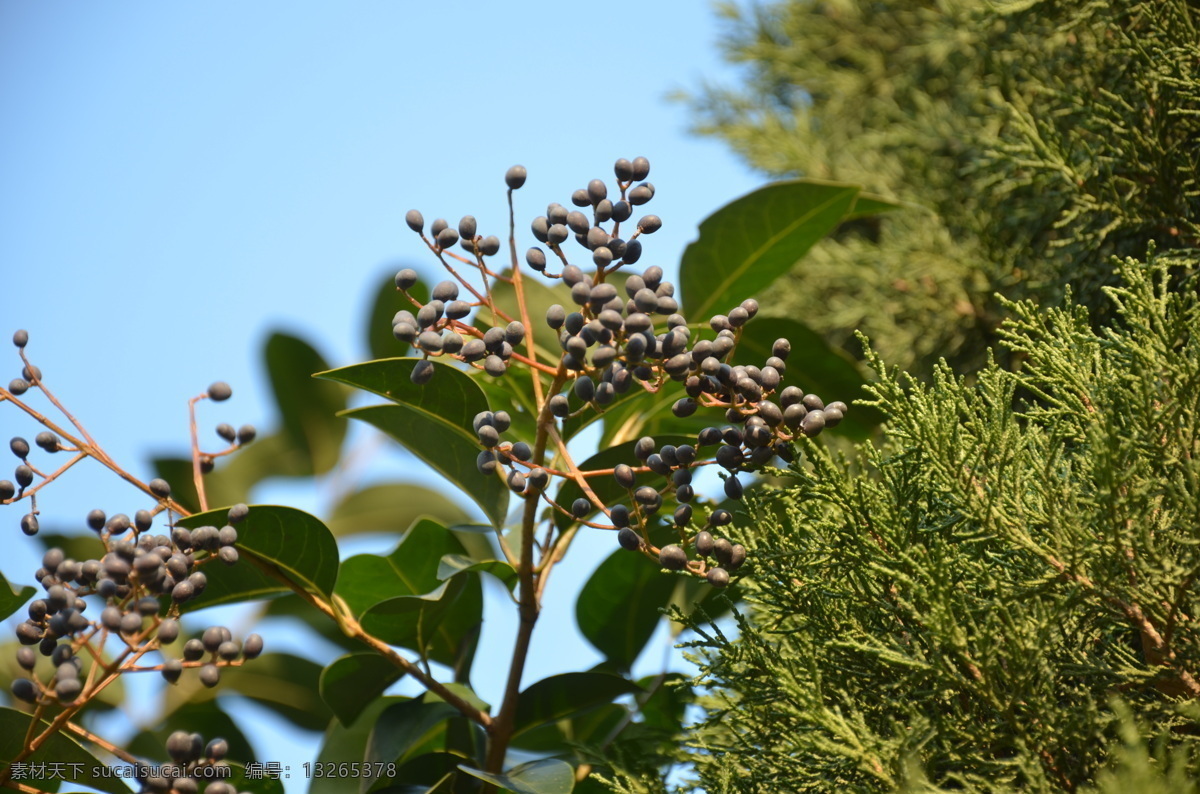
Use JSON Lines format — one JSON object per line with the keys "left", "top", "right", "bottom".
{"left": 321, "top": 652, "right": 406, "bottom": 726}
{"left": 328, "top": 483, "right": 469, "bottom": 538}
{"left": 458, "top": 759, "right": 575, "bottom": 794}
{"left": 320, "top": 358, "right": 508, "bottom": 528}
{"left": 510, "top": 703, "right": 627, "bottom": 755}
{"left": 312, "top": 697, "right": 406, "bottom": 794}
{"left": 336, "top": 519, "right": 482, "bottom": 671}
{"left": 347, "top": 402, "right": 509, "bottom": 530}
{"left": 265, "top": 331, "right": 348, "bottom": 475}
{"left": 364, "top": 698, "right": 460, "bottom": 792}
{"left": 177, "top": 505, "right": 340, "bottom": 609}
{"left": 843, "top": 191, "right": 904, "bottom": 221}
{"left": 553, "top": 435, "right": 693, "bottom": 531}
{"left": 437, "top": 554, "right": 517, "bottom": 592}
{"left": 514, "top": 672, "right": 642, "bottom": 737}
{"left": 0, "top": 707, "right": 134, "bottom": 794}
{"left": 576, "top": 549, "right": 678, "bottom": 670}
{"left": 636, "top": 672, "right": 693, "bottom": 735}
{"left": 319, "top": 357, "right": 487, "bottom": 414}
{"left": 385, "top": 758, "right": 460, "bottom": 792}
{"left": 680, "top": 179, "right": 861, "bottom": 322}
{"left": 734, "top": 316, "right": 884, "bottom": 438}
{"left": 0, "top": 570, "right": 35, "bottom": 621}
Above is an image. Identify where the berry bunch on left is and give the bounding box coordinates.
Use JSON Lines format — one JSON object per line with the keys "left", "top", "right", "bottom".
{"left": 2, "top": 330, "right": 263, "bottom": 794}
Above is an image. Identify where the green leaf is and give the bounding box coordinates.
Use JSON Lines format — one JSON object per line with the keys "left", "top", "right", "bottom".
{"left": 514, "top": 672, "right": 642, "bottom": 738}
{"left": 734, "top": 316, "right": 884, "bottom": 438}
{"left": 679, "top": 179, "right": 861, "bottom": 322}
{"left": 312, "top": 697, "right": 406, "bottom": 794}
{"left": 437, "top": 554, "right": 517, "bottom": 592}
{"left": 843, "top": 191, "right": 904, "bottom": 221}
{"left": 265, "top": 331, "right": 348, "bottom": 475}
{"left": 576, "top": 550, "right": 678, "bottom": 670}
{"left": 364, "top": 698, "right": 460, "bottom": 792}
{"left": 328, "top": 483, "right": 470, "bottom": 538}
{"left": 458, "top": 759, "right": 575, "bottom": 794}
{"left": 177, "top": 505, "right": 340, "bottom": 609}
{"left": 382, "top": 758, "right": 459, "bottom": 792}
{"left": 0, "top": 570, "right": 35, "bottom": 621}
{"left": 635, "top": 672, "right": 693, "bottom": 735}
{"left": 345, "top": 402, "right": 509, "bottom": 530}
{"left": 510, "top": 703, "right": 628, "bottom": 755}
{"left": 0, "top": 707, "right": 134, "bottom": 794}
{"left": 553, "top": 435, "right": 693, "bottom": 531}
{"left": 319, "top": 358, "right": 508, "bottom": 528}
{"left": 336, "top": 519, "right": 482, "bottom": 672}
{"left": 321, "top": 652, "right": 406, "bottom": 726}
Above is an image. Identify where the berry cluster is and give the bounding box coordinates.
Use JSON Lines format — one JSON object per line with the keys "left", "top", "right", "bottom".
{"left": 3, "top": 331, "right": 264, "bottom": 785}
{"left": 200, "top": 381, "right": 256, "bottom": 474}
{"left": 10, "top": 501, "right": 262, "bottom": 706}
{"left": 130, "top": 730, "right": 244, "bottom": 794}
{"left": 389, "top": 158, "right": 848, "bottom": 587}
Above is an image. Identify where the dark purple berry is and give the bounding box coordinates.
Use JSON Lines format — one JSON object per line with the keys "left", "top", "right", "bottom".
{"left": 659, "top": 544, "right": 687, "bottom": 571}
{"left": 505, "top": 165, "right": 527, "bottom": 190}
{"left": 242, "top": 633, "right": 264, "bottom": 659}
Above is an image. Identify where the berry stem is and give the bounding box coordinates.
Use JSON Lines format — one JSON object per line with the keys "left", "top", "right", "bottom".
{"left": 63, "top": 720, "right": 141, "bottom": 765}
{"left": 16, "top": 348, "right": 101, "bottom": 450}
{"left": 0, "top": 385, "right": 191, "bottom": 515}
{"left": 482, "top": 368, "right": 566, "bottom": 781}
{"left": 508, "top": 187, "right": 544, "bottom": 408}
{"left": 187, "top": 394, "right": 209, "bottom": 513}
{"left": 4, "top": 451, "right": 86, "bottom": 502}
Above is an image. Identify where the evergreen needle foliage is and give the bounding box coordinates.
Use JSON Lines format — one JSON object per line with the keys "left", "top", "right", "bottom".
{"left": 684, "top": 0, "right": 1200, "bottom": 378}
{"left": 673, "top": 256, "right": 1200, "bottom": 792}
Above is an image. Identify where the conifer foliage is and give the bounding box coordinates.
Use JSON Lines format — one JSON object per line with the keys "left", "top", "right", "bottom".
{"left": 672, "top": 259, "right": 1200, "bottom": 791}
{"left": 684, "top": 0, "right": 1200, "bottom": 379}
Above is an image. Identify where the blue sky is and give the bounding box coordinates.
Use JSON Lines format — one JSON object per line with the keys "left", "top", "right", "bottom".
{"left": 1, "top": 2, "right": 764, "bottom": 789}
